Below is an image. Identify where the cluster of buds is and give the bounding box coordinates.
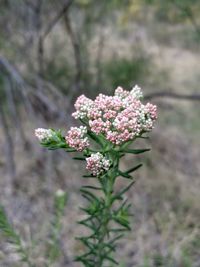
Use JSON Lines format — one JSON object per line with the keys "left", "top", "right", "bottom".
{"left": 72, "top": 85, "right": 157, "bottom": 145}
{"left": 65, "top": 126, "right": 89, "bottom": 152}
{"left": 86, "top": 152, "right": 110, "bottom": 176}
{"left": 35, "top": 128, "right": 54, "bottom": 142}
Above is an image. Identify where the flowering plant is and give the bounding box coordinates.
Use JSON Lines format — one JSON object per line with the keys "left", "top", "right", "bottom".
{"left": 35, "top": 85, "right": 157, "bottom": 267}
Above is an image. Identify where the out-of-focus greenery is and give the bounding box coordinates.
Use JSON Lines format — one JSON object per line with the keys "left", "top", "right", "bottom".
{"left": 103, "top": 56, "right": 151, "bottom": 89}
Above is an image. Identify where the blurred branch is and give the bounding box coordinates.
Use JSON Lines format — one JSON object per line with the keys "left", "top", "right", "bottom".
{"left": 144, "top": 91, "right": 200, "bottom": 101}
{"left": 41, "top": 0, "right": 74, "bottom": 41}
{"left": 96, "top": 33, "right": 105, "bottom": 87}
{"left": 3, "top": 76, "right": 28, "bottom": 146}
{"left": 63, "top": 12, "right": 82, "bottom": 92}
{"left": 38, "top": 0, "right": 74, "bottom": 76}
{"left": 0, "top": 56, "right": 34, "bottom": 117}
{"left": 0, "top": 104, "right": 16, "bottom": 188}
{"left": 0, "top": 56, "right": 67, "bottom": 121}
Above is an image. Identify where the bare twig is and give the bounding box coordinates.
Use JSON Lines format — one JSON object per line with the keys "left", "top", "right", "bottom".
{"left": 37, "top": 0, "right": 74, "bottom": 76}
{"left": 3, "top": 76, "right": 27, "bottom": 145}
{"left": 95, "top": 33, "right": 105, "bottom": 87}
{"left": 144, "top": 91, "right": 200, "bottom": 101}
{"left": 0, "top": 104, "right": 16, "bottom": 188}
{"left": 41, "top": 0, "right": 74, "bottom": 41}
{"left": 0, "top": 56, "right": 35, "bottom": 117}
{"left": 63, "top": 12, "right": 82, "bottom": 92}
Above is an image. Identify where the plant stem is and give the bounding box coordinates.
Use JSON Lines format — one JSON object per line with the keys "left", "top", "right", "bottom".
{"left": 95, "top": 155, "right": 118, "bottom": 266}
{"left": 96, "top": 181, "right": 112, "bottom": 266}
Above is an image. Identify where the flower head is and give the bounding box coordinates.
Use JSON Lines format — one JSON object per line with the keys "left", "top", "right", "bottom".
{"left": 72, "top": 85, "right": 157, "bottom": 145}
{"left": 72, "top": 95, "right": 94, "bottom": 119}
{"left": 35, "top": 128, "right": 54, "bottom": 142}
{"left": 65, "top": 126, "right": 89, "bottom": 151}
{"left": 86, "top": 152, "right": 110, "bottom": 176}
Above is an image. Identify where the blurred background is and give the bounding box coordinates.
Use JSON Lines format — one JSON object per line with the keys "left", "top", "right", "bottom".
{"left": 0, "top": 0, "right": 200, "bottom": 266}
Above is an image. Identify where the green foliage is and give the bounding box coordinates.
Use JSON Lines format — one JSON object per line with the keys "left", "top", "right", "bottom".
{"left": 45, "top": 190, "right": 68, "bottom": 266}
{"left": 40, "top": 130, "right": 74, "bottom": 151}
{"left": 0, "top": 190, "right": 67, "bottom": 267}
{"left": 38, "top": 126, "right": 151, "bottom": 266}
{"left": 145, "top": 0, "right": 200, "bottom": 24}
{"left": 0, "top": 206, "right": 33, "bottom": 267}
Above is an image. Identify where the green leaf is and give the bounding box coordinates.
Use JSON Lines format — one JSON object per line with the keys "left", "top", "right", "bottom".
{"left": 78, "top": 220, "right": 97, "bottom": 232}
{"left": 109, "top": 228, "right": 129, "bottom": 233}
{"left": 73, "top": 156, "right": 86, "bottom": 160}
{"left": 80, "top": 188, "right": 100, "bottom": 202}
{"left": 82, "top": 174, "right": 95, "bottom": 178}
{"left": 103, "top": 254, "right": 118, "bottom": 264}
{"left": 109, "top": 234, "right": 124, "bottom": 245}
{"left": 87, "top": 130, "right": 103, "bottom": 146}
{"left": 65, "top": 148, "right": 77, "bottom": 152}
{"left": 0, "top": 206, "right": 31, "bottom": 266}
{"left": 118, "top": 170, "right": 132, "bottom": 179}
{"left": 126, "top": 163, "right": 143, "bottom": 174}
{"left": 121, "top": 148, "right": 151, "bottom": 154}
{"left": 112, "top": 216, "right": 131, "bottom": 230}
{"left": 138, "top": 135, "right": 149, "bottom": 139}
{"left": 76, "top": 237, "right": 94, "bottom": 250}
{"left": 82, "top": 185, "right": 102, "bottom": 190}
{"left": 112, "top": 181, "right": 135, "bottom": 202}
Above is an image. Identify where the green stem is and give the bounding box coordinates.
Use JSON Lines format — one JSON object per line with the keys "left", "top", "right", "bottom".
{"left": 96, "top": 180, "right": 113, "bottom": 266}
{"left": 95, "top": 154, "right": 118, "bottom": 266}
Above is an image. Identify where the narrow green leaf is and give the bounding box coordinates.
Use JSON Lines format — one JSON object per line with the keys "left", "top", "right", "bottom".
{"left": 78, "top": 221, "right": 97, "bottom": 232}
{"left": 126, "top": 163, "right": 143, "bottom": 174}
{"left": 80, "top": 189, "right": 100, "bottom": 202}
{"left": 118, "top": 170, "right": 132, "bottom": 179}
{"left": 112, "top": 217, "right": 131, "bottom": 230}
{"left": 104, "top": 255, "right": 118, "bottom": 264}
{"left": 109, "top": 234, "right": 124, "bottom": 245}
{"left": 82, "top": 174, "right": 95, "bottom": 178}
{"left": 82, "top": 185, "right": 101, "bottom": 190}
{"left": 112, "top": 181, "right": 135, "bottom": 202}
{"left": 140, "top": 136, "right": 149, "bottom": 139}
{"left": 109, "top": 228, "right": 130, "bottom": 233}
{"left": 87, "top": 131, "right": 103, "bottom": 146}
{"left": 73, "top": 157, "right": 86, "bottom": 160}
{"left": 122, "top": 148, "right": 150, "bottom": 154}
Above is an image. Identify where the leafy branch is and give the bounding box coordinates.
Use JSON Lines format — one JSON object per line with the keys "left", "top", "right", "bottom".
{"left": 0, "top": 206, "right": 33, "bottom": 267}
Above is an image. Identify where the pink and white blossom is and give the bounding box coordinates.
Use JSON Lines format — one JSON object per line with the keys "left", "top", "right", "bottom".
{"left": 35, "top": 128, "right": 54, "bottom": 142}
{"left": 72, "top": 85, "right": 157, "bottom": 145}
{"left": 86, "top": 152, "right": 110, "bottom": 176}
{"left": 65, "top": 126, "right": 89, "bottom": 151}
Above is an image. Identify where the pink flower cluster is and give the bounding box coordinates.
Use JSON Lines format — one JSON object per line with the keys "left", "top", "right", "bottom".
{"left": 72, "top": 86, "right": 157, "bottom": 145}
{"left": 86, "top": 152, "right": 110, "bottom": 176}
{"left": 35, "top": 128, "right": 54, "bottom": 142}
{"left": 65, "top": 126, "right": 89, "bottom": 151}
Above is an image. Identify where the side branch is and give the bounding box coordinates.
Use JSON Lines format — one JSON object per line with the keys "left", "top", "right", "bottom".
{"left": 144, "top": 91, "right": 200, "bottom": 101}
{"left": 38, "top": 0, "right": 74, "bottom": 75}
{"left": 41, "top": 0, "right": 74, "bottom": 41}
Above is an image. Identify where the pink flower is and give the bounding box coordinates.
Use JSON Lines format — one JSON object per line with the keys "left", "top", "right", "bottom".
{"left": 86, "top": 153, "right": 110, "bottom": 176}
{"left": 72, "top": 85, "right": 157, "bottom": 145}
{"left": 35, "top": 128, "right": 54, "bottom": 142}
{"left": 145, "top": 103, "right": 157, "bottom": 120}
{"left": 72, "top": 95, "right": 94, "bottom": 119}
{"left": 65, "top": 126, "right": 89, "bottom": 151}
